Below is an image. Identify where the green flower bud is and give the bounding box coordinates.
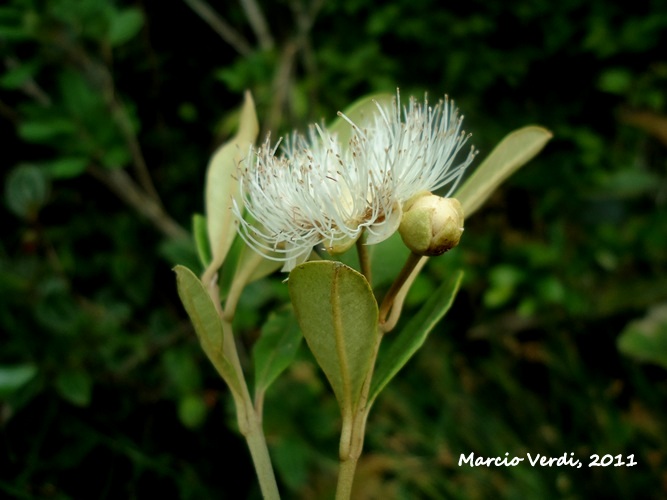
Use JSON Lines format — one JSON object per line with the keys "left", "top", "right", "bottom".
{"left": 398, "top": 193, "right": 464, "bottom": 256}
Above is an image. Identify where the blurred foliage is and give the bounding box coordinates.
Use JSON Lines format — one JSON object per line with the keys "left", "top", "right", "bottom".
{"left": 1, "top": 0, "right": 666, "bottom": 498}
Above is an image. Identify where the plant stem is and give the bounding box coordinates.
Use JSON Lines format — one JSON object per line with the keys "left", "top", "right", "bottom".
{"left": 378, "top": 252, "right": 422, "bottom": 327}
{"left": 221, "top": 318, "right": 281, "bottom": 500}
{"left": 244, "top": 404, "right": 280, "bottom": 499}
{"left": 335, "top": 329, "right": 382, "bottom": 499}
{"left": 356, "top": 233, "right": 372, "bottom": 284}
{"left": 336, "top": 457, "right": 359, "bottom": 500}
{"left": 184, "top": 0, "right": 253, "bottom": 55}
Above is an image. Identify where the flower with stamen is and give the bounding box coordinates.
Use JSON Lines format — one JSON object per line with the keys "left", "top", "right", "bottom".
{"left": 340, "top": 90, "right": 477, "bottom": 245}
{"left": 234, "top": 90, "right": 477, "bottom": 271}
{"left": 234, "top": 126, "right": 388, "bottom": 271}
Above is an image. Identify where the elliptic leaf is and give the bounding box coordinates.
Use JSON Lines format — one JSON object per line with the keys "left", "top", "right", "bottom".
{"left": 45, "top": 157, "right": 88, "bottom": 179}
{"left": 455, "top": 126, "right": 552, "bottom": 217}
{"left": 173, "top": 265, "right": 243, "bottom": 396}
{"left": 55, "top": 369, "right": 92, "bottom": 407}
{"left": 289, "top": 261, "right": 379, "bottom": 412}
{"left": 4, "top": 164, "right": 49, "bottom": 220}
{"left": 370, "top": 270, "right": 463, "bottom": 404}
{"left": 0, "top": 364, "right": 38, "bottom": 399}
{"left": 618, "top": 304, "right": 667, "bottom": 370}
{"left": 108, "top": 7, "right": 144, "bottom": 46}
{"left": 204, "top": 92, "right": 259, "bottom": 275}
{"left": 253, "top": 308, "right": 303, "bottom": 396}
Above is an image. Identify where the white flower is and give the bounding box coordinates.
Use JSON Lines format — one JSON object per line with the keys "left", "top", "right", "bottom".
{"left": 344, "top": 91, "right": 476, "bottom": 242}
{"left": 234, "top": 90, "right": 477, "bottom": 271}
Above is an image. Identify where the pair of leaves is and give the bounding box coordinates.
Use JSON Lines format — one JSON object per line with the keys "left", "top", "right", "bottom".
{"left": 289, "top": 261, "right": 462, "bottom": 414}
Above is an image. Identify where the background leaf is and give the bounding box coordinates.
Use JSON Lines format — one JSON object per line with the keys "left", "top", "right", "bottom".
{"left": 55, "top": 369, "right": 93, "bottom": 407}
{"left": 618, "top": 304, "right": 667, "bottom": 369}
{"left": 108, "top": 7, "right": 144, "bottom": 46}
{"left": 0, "top": 364, "right": 38, "bottom": 399}
{"left": 4, "top": 164, "right": 49, "bottom": 220}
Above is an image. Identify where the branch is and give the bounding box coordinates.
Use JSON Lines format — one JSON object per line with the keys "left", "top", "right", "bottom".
{"left": 89, "top": 164, "right": 188, "bottom": 240}
{"left": 4, "top": 57, "right": 52, "bottom": 107}
{"left": 239, "top": 0, "right": 275, "bottom": 50}
{"left": 263, "top": 40, "right": 298, "bottom": 136}
{"left": 183, "top": 0, "right": 254, "bottom": 55}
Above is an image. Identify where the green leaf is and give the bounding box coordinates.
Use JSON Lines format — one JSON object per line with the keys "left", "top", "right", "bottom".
{"left": 192, "top": 213, "right": 212, "bottom": 268}
{"left": 44, "top": 157, "right": 88, "bottom": 179}
{"left": 455, "top": 126, "right": 552, "bottom": 217}
{"left": 108, "top": 7, "right": 144, "bottom": 46}
{"left": 618, "top": 304, "right": 667, "bottom": 370}
{"left": 0, "top": 364, "right": 38, "bottom": 399}
{"left": 0, "top": 60, "right": 39, "bottom": 89}
{"left": 369, "top": 270, "right": 463, "bottom": 404}
{"left": 178, "top": 394, "right": 208, "bottom": 429}
{"left": 173, "top": 265, "right": 243, "bottom": 396}
{"left": 55, "top": 369, "right": 93, "bottom": 407}
{"left": 163, "top": 348, "right": 203, "bottom": 395}
{"left": 18, "top": 118, "right": 76, "bottom": 143}
{"left": 253, "top": 308, "right": 303, "bottom": 397}
{"left": 204, "top": 92, "right": 259, "bottom": 276}
{"left": 289, "top": 261, "right": 379, "bottom": 412}
{"left": 4, "top": 164, "right": 49, "bottom": 220}
{"left": 328, "top": 92, "right": 394, "bottom": 147}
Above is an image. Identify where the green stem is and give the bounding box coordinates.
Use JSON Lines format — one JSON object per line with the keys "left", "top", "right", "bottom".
{"left": 223, "top": 250, "right": 264, "bottom": 321}
{"left": 220, "top": 319, "right": 280, "bottom": 500}
{"left": 336, "top": 457, "right": 359, "bottom": 500}
{"left": 335, "top": 330, "right": 383, "bottom": 499}
{"left": 378, "top": 252, "right": 422, "bottom": 327}
{"left": 244, "top": 406, "right": 280, "bottom": 499}
{"left": 356, "top": 233, "right": 372, "bottom": 284}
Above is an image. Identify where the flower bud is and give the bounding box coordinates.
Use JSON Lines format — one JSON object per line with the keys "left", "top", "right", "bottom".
{"left": 398, "top": 193, "right": 464, "bottom": 256}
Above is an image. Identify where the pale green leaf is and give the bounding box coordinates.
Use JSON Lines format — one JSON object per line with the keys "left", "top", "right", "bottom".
{"left": 618, "top": 304, "right": 667, "bottom": 370}
{"left": 234, "top": 238, "right": 282, "bottom": 286}
{"left": 204, "top": 92, "right": 259, "bottom": 276}
{"left": 289, "top": 261, "right": 379, "bottom": 412}
{"left": 455, "top": 126, "right": 552, "bottom": 217}
{"left": 0, "top": 364, "right": 38, "bottom": 399}
{"left": 328, "top": 92, "right": 394, "bottom": 147}
{"left": 173, "top": 265, "right": 243, "bottom": 396}
{"left": 253, "top": 308, "right": 303, "bottom": 396}
{"left": 369, "top": 270, "right": 463, "bottom": 404}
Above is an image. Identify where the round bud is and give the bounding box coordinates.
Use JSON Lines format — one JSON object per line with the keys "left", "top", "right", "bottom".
{"left": 398, "top": 193, "right": 464, "bottom": 256}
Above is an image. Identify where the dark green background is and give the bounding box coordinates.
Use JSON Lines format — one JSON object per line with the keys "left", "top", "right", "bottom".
{"left": 2, "top": 0, "right": 666, "bottom": 498}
